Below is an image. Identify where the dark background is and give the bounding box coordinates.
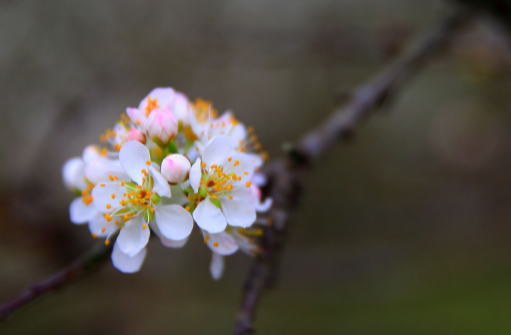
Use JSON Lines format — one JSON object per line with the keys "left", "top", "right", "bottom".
{"left": 2, "top": 0, "right": 511, "bottom": 334}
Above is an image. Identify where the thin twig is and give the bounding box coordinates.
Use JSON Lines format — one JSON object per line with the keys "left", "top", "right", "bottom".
{"left": 232, "top": 7, "right": 474, "bottom": 335}
{"left": 0, "top": 242, "right": 112, "bottom": 321}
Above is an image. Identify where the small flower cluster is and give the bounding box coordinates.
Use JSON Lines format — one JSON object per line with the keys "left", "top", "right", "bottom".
{"left": 63, "top": 88, "right": 271, "bottom": 278}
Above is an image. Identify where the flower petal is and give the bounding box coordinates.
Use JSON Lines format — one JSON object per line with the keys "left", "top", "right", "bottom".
{"left": 150, "top": 222, "right": 189, "bottom": 248}
{"left": 62, "top": 158, "right": 86, "bottom": 191}
{"left": 149, "top": 165, "right": 171, "bottom": 198}
{"left": 189, "top": 158, "right": 202, "bottom": 193}
{"left": 204, "top": 231, "right": 239, "bottom": 256}
{"left": 112, "top": 243, "right": 147, "bottom": 274}
{"left": 167, "top": 185, "right": 189, "bottom": 206}
{"left": 84, "top": 159, "right": 129, "bottom": 185}
{"left": 91, "top": 182, "right": 126, "bottom": 213}
{"left": 256, "top": 198, "right": 273, "bottom": 212}
{"left": 193, "top": 198, "right": 227, "bottom": 233}
{"left": 210, "top": 253, "right": 225, "bottom": 281}
{"left": 126, "top": 107, "right": 148, "bottom": 129}
{"left": 70, "top": 198, "right": 96, "bottom": 224}
{"left": 88, "top": 213, "right": 118, "bottom": 237}
{"left": 219, "top": 197, "right": 256, "bottom": 228}
{"left": 222, "top": 153, "right": 254, "bottom": 184}
{"left": 155, "top": 204, "right": 193, "bottom": 240}
{"left": 119, "top": 140, "right": 150, "bottom": 185}
{"left": 116, "top": 215, "right": 150, "bottom": 257}
{"left": 139, "top": 87, "right": 175, "bottom": 111}
{"left": 202, "top": 135, "right": 232, "bottom": 168}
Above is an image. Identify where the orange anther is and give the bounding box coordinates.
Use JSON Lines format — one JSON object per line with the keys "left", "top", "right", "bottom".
{"left": 246, "top": 181, "right": 251, "bottom": 187}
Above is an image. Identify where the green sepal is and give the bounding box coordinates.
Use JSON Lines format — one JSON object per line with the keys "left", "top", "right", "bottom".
{"left": 185, "top": 186, "right": 195, "bottom": 195}
{"left": 145, "top": 208, "right": 155, "bottom": 223}
{"left": 210, "top": 198, "right": 221, "bottom": 209}
{"left": 151, "top": 193, "right": 161, "bottom": 204}
{"left": 124, "top": 182, "right": 136, "bottom": 190}
{"left": 167, "top": 140, "right": 179, "bottom": 154}
{"left": 199, "top": 186, "right": 208, "bottom": 198}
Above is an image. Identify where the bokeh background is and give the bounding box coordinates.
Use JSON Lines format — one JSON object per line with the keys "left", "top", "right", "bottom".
{"left": 2, "top": 0, "right": 511, "bottom": 334}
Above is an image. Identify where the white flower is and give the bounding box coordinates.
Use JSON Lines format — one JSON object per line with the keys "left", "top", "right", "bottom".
{"left": 189, "top": 136, "right": 258, "bottom": 233}
{"left": 91, "top": 140, "right": 194, "bottom": 272}
{"left": 126, "top": 88, "right": 190, "bottom": 133}
{"left": 161, "top": 154, "right": 191, "bottom": 184}
{"left": 63, "top": 157, "right": 96, "bottom": 224}
{"left": 146, "top": 108, "right": 178, "bottom": 145}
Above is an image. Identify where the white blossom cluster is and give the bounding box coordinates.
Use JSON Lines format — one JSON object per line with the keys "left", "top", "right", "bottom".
{"left": 62, "top": 88, "right": 272, "bottom": 279}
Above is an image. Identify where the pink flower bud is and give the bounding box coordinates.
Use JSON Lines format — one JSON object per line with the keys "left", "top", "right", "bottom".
{"left": 127, "top": 128, "right": 146, "bottom": 144}
{"left": 146, "top": 108, "right": 178, "bottom": 145}
{"left": 161, "top": 154, "right": 191, "bottom": 183}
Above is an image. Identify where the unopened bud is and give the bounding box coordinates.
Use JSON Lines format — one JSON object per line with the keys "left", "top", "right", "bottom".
{"left": 146, "top": 108, "right": 178, "bottom": 145}
{"left": 127, "top": 128, "right": 146, "bottom": 144}
{"left": 161, "top": 154, "right": 191, "bottom": 183}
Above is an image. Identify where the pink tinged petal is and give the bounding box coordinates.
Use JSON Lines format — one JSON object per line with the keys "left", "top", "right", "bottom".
{"left": 70, "top": 198, "right": 97, "bottom": 224}
{"left": 62, "top": 158, "right": 86, "bottom": 191}
{"left": 112, "top": 243, "right": 147, "bottom": 274}
{"left": 220, "top": 198, "right": 256, "bottom": 228}
{"left": 119, "top": 140, "right": 150, "bottom": 185}
{"left": 91, "top": 182, "right": 126, "bottom": 213}
{"left": 222, "top": 153, "right": 255, "bottom": 183}
{"left": 146, "top": 109, "right": 178, "bottom": 144}
{"left": 210, "top": 253, "right": 225, "bottom": 281}
{"left": 84, "top": 159, "right": 129, "bottom": 185}
{"left": 117, "top": 215, "right": 150, "bottom": 257}
{"left": 149, "top": 166, "right": 171, "bottom": 198}
{"left": 127, "top": 129, "right": 146, "bottom": 144}
{"left": 202, "top": 135, "right": 232, "bottom": 168}
{"left": 88, "top": 213, "right": 118, "bottom": 238}
{"left": 161, "top": 154, "right": 190, "bottom": 184}
{"left": 155, "top": 204, "right": 193, "bottom": 240}
{"left": 204, "top": 231, "right": 239, "bottom": 256}
{"left": 189, "top": 158, "right": 202, "bottom": 193}
{"left": 193, "top": 198, "right": 227, "bottom": 233}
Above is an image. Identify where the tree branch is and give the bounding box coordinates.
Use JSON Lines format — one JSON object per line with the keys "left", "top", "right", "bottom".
{"left": 233, "top": 7, "right": 474, "bottom": 335}
{"left": 0, "top": 242, "right": 112, "bottom": 321}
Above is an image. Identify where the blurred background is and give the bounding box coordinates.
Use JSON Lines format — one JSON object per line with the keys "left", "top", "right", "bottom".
{"left": 2, "top": 0, "right": 511, "bottom": 334}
